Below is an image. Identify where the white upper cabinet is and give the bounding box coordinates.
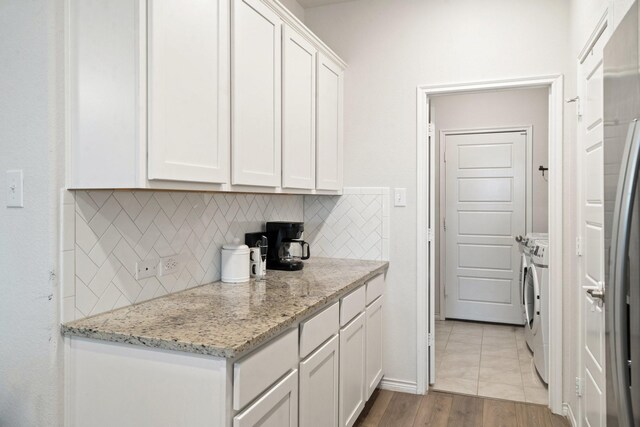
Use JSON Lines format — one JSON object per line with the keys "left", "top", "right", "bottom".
{"left": 67, "top": 0, "right": 345, "bottom": 193}
{"left": 231, "top": 0, "right": 282, "bottom": 187}
{"left": 316, "top": 54, "right": 344, "bottom": 191}
{"left": 282, "top": 26, "right": 317, "bottom": 190}
{"left": 147, "top": 0, "right": 230, "bottom": 184}
{"left": 67, "top": 0, "right": 145, "bottom": 189}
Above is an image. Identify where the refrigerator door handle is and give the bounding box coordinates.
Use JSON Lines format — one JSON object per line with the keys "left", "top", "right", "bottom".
{"left": 609, "top": 119, "right": 640, "bottom": 426}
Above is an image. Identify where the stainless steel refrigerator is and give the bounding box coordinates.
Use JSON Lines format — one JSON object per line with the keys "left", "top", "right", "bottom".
{"left": 604, "top": 2, "right": 640, "bottom": 425}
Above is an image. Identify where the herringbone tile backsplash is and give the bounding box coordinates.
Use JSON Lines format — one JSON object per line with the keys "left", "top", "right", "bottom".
{"left": 63, "top": 191, "right": 303, "bottom": 320}
{"left": 304, "top": 188, "right": 390, "bottom": 261}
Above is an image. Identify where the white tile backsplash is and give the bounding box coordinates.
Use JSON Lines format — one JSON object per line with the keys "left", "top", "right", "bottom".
{"left": 304, "top": 188, "right": 389, "bottom": 261}
{"left": 62, "top": 191, "right": 303, "bottom": 321}
{"left": 60, "top": 187, "right": 389, "bottom": 322}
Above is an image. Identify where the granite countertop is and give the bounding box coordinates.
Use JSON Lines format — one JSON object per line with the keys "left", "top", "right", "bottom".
{"left": 61, "top": 257, "right": 388, "bottom": 359}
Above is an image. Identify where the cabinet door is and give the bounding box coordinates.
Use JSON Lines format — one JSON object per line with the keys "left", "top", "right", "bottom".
{"left": 68, "top": 0, "right": 144, "bottom": 189}
{"left": 365, "top": 296, "right": 383, "bottom": 399}
{"left": 339, "top": 312, "right": 365, "bottom": 427}
{"left": 300, "top": 335, "right": 339, "bottom": 427}
{"left": 282, "top": 26, "right": 316, "bottom": 190}
{"left": 234, "top": 369, "right": 298, "bottom": 427}
{"left": 231, "top": 0, "right": 282, "bottom": 187}
{"left": 147, "top": 0, "right": 230, "bottom": 183}
{"left": 316, "top": 54, "right": 344, "bottom": 191}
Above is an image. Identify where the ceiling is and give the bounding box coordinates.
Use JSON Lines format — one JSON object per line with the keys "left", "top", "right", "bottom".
{"left": 297, "top": 0, "right": 355, "bottom": 8}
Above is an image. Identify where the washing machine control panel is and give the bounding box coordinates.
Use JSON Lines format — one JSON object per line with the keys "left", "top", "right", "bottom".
{"left": 531, "top": 242, "right": 549, "bottom": 265}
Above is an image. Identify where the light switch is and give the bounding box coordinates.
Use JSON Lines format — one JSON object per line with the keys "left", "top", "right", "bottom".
{"left": 394, "top": 188, "right": 407, "bottom": 207}
{"left": 6, "top": 170, "right": 24, "bottom": 208}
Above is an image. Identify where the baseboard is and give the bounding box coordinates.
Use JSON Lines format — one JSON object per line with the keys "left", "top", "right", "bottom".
{"left": 378, "top": 378, "right": 419, "bottom": 394}
{"left": 563, "top": 403, "right": 577, "bottom": 427}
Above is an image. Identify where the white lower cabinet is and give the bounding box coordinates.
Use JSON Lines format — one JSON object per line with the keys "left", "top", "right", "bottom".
{"left": 233, "top": 328, "right": 298, "bottom": 410}
{"left": 234, "top": 369, "right": 299, "bottom": 427}
{"left": 365, "top": 296, "right": 383, "bottom": 399}
{"left": 66, "top": 276, "right": 385, "bottom": 427}
{"left": 299, "top": 335, "right": 339, "bottom": 427}
{"left": 339, "top": 312, "right": 366, "bottom": 427}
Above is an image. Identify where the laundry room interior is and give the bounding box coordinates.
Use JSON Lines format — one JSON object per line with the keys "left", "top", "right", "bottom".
{"left": 428, "top": 88, "right": 551, "bottom": 403}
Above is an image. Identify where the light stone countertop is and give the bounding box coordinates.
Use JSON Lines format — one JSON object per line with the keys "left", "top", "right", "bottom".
{"left": 61, "top": 257, "right": 388, "bottom": 359}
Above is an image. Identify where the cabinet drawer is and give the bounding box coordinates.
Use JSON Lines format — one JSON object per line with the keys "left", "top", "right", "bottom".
{"left": 366, "top": 274, "right": 384, "bottom": 306}
{"left": 233, "top": 369, "right": 298, "bottom": 427}
{"left": 233, "top": 328, "right": 298, "bottom": 411}
{"left": 300, "top": 302, "right": 339, "bottom": 358}
{"left": 340, "top": 286, "right": 365, "bottom": 327}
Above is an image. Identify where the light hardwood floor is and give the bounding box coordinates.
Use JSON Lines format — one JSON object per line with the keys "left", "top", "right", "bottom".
{"left": 355, "top": 389, "right": 570, "bottom": 427}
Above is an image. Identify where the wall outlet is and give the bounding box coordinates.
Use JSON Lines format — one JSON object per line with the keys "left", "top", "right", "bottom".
{"left": 159, "top": 256, "right": 181, "bottom": 276}
{"left": 136, "top": 259, "right": 158, "bottom": 280}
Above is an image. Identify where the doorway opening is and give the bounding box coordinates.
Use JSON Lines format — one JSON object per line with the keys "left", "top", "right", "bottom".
{"left": 415, "top": 76, "right": 564, "bottom": 414}
{"left": 432, "top": 90, "right": 548, "bottom": 403}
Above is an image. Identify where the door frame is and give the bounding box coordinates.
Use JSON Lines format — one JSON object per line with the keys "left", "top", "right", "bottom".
{"left": 439, "top": 126, "right": 533, "bottom": 321}
{"left": 415, "top": 75, "right": 564, "bottom": 414}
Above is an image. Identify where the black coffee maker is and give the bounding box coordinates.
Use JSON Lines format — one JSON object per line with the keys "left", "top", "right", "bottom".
{"left": 265, "top": 222, "right": 310, "bottom": 271}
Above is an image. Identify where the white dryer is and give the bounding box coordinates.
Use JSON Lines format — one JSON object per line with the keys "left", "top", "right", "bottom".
{"left": 530, "top": 240, "right": 550, "bottom": 384}
{"left": 519, "top": 233, "right": 547, "bottom": 351}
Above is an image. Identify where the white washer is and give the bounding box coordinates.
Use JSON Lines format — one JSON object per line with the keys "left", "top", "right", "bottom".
{"left": 530, "top": 240, "right": 550, "bottom": 384}
{"left": 519, "top": 233, "right": 547, "bottom": 351}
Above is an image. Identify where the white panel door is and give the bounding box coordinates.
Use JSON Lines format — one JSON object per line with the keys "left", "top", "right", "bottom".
{"left": 339, "top": 312, "right": 365, "bottom": 427}
{"left": 365, "top": 296, "right": 383, "bottom": 399}
{"left": 232, "top": 0, "right": 282, "bottom": 187}
{"left": 147, "top": 0, "right": 229, "bottom": 184}
{"left": 316, "top": 54, "right": 343, "bottom": 191}
{"left": 579, "top": 30, "right": 607, "bottom": 427}
{"left": 445, "top": 131, "right": 526, "bottom": 324}
{"left": 282, "top": 25, "right": 316, "bottom": 190}
{"left": 234, "top": 369, "right": 298, "bottom": 427}
{"left": 299, "top": 335, "right": 339, "bottom": 427}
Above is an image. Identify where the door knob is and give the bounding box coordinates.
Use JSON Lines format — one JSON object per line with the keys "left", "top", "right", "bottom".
{"left": 587, "top": 288, "right": 605, "bottom": 302}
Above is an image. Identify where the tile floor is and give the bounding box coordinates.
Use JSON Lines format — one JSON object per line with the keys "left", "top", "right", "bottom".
{"left": 432, "top": 319, "right": 548, "bottom": 405}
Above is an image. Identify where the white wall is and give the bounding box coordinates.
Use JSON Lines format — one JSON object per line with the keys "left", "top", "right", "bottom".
{"left": 430, "top": 87, "right": 549, "bottom": 317}
{"left": 305, "top": 0, "right": 572, "bottom": 390}
{"left": 278, "top": 0, "right": 305, "bottom": 21}
{"left": 0, "top": 1, "right": 64, "bottom": 425}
